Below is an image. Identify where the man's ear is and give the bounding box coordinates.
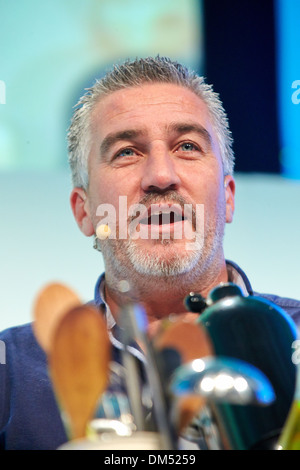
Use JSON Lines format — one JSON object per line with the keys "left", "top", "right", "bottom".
{"left": 224, "top": 175, "right": 235, "bottom": 224}
{"left": 70, "top": 187, "right": 95, "bottom": 236}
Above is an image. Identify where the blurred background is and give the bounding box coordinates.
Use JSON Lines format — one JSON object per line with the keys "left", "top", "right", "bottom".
{"left": 0, "top": 0, "right": 299, "bottom": 331}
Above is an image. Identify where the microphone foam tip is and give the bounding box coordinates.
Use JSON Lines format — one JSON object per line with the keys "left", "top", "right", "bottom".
{"left": 96, "top": 224, "right": 111, "bottom": 240}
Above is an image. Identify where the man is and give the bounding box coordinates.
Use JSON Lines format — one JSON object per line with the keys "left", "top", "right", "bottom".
{"left": 69, "top": 56, "right": 235, "bottom": 329}
{"left": 1, "top": 56, "right": 300, "bottom": 450}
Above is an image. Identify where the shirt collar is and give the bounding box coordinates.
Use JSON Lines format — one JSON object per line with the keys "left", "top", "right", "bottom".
{"left": 99, "top": 276, "right": 116, "bottom": 330}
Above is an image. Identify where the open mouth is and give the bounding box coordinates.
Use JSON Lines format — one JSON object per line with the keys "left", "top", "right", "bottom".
{"left": 139, "top": 204, "right": 186, "bottom": 227}
{"left": 128, "top": 202, "right": 196, "bottom": 241}
{"left": 140, "top": 211, "right": 185, "bottom": 226}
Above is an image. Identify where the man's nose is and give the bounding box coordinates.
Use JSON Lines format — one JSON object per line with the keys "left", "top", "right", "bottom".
{"left": 140, "top": 145, "right": 181, "bottom": 192}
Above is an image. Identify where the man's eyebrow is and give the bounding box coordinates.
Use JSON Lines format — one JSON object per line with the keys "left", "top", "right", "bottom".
{"left": 167, "top": 122, "right": 212, "bottom": 146}
{"left": 100, "top": 129, "right": 146, "bottom": 157}
{"left": 99, "top": 123, "right": 212, "bottom": 157}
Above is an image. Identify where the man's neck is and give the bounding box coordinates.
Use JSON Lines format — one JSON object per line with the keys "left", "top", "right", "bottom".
{"left": 103, "top": 259, "right": 229, "bottom": 327}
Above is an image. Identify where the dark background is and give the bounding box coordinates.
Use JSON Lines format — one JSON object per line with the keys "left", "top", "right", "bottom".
{"left": 203, "top": 0, "right": 280, "bottom": 173}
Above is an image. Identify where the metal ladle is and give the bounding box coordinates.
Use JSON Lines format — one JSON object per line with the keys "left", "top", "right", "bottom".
{"left": 169, "top": 355, "right": 275, "bottom": 406}
{"left": 170, "top": 356, "right": 275, "bottom": 450}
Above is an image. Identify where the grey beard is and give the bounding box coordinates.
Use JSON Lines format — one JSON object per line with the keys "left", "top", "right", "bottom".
{"left": 124, "top": 235, "right": 204, "bottom": 277}
{"left": 101, "top": 222, "right": 225, "bottom": 286}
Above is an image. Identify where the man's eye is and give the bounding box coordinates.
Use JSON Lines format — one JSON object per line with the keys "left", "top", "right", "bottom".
{"left": 116, "top": 148, "right": 135, "bottom": 158}
{"left": 179, "top": 142, "right": 199, "bottom": 152}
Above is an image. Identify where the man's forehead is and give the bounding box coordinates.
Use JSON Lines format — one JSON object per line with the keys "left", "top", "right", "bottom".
{"left": 87, "top": 83, "right": 221, "bottom": 160}
{"left": 91, "top": 82, "right": 209, "bottom": 119}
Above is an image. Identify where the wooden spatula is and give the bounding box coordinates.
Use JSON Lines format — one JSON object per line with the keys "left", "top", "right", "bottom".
{"left": 32, "top": 282, "right": 81, "bottom": 353}
{"left": 153, "top": 318, "right": 214, "bottom": 433}
{"left": 48, "top": 304, "right": 111, "bottom": 440}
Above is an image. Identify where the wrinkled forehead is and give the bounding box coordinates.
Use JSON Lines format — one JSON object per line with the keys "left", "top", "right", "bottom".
{"left": 89, "top": 83, "right": 221, "bottom": 157}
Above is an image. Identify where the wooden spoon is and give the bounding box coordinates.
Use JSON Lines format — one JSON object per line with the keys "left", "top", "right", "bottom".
{"left": 32, "top": 282, "right": 81, "bottom": 353}
{"left": 48, "top": 304, "right": 111, "bottom": 440}
{"left": 153, "top": 317, "right": 214, "bottom": 433}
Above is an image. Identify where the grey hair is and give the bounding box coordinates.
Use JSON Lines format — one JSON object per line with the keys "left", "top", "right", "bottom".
{"left": 67, "top": 56, "right": 234, "bottom": 189}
